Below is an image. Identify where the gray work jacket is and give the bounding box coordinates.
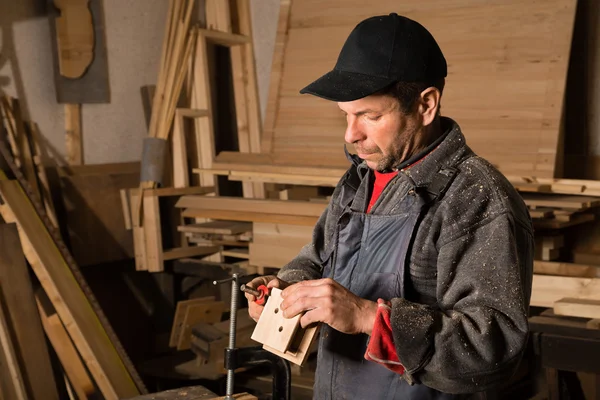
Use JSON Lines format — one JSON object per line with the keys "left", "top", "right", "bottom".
{"left": 277, "top": 117, "right": 534, "bottom": 397}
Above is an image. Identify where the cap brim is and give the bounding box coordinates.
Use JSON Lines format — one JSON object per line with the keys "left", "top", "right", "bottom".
{"left": 299, "top": 70, "right": 395, "bottom": 102}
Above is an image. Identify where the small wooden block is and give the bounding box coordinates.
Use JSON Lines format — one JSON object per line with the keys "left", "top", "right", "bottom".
{"left": 251, "top": 287, "right": 301, "bottom": 353}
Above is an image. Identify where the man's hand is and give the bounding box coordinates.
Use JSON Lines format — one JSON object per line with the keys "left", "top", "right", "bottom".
{"left": 244, "top": 275, "right": 289, "bottom": 322}
{"left": 280, "top": 278, "right": 378, "bottom": 335}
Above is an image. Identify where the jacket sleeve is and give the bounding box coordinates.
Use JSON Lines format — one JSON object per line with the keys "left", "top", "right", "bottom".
{"left": 390, "top": 212, "right": 534, "bottom": 393}
{"left": 276, "top": 204, "right": 330, "bottom": 283}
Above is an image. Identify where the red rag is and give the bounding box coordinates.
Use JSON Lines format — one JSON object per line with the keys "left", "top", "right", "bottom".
{"left": 364, "top": 299, "right": 406, "bottom": 375}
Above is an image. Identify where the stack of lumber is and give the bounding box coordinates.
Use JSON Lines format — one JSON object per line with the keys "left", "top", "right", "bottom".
{"left": 178, "top": 220, "right": 253, "bottom": 265}
{"left": 521, "top": 193, "right": 600, "bottom": 230}
{"left": 0, "top": 100, "right": 147, "bottom": 397}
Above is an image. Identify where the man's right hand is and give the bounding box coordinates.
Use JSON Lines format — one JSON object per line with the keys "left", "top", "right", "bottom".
{"left": 245, "top": 275, "right": 288, "bottom": 322}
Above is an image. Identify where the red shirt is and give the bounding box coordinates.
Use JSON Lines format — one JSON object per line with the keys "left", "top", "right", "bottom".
{"left": 366, "top": 171, "right": 397, "bottom": 213}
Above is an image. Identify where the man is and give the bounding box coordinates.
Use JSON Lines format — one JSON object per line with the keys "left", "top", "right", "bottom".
{"left": 245, "top": 13, "right": 534, "bottom": 399}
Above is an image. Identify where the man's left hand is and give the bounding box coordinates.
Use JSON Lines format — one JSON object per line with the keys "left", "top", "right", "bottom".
{"left": 280, "top": 278, "right": 378, "bottom": 335}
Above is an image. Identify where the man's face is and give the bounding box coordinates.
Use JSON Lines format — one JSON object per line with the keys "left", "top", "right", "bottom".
{"left": 338, "top": 94, "right": 420, "bottom": 172}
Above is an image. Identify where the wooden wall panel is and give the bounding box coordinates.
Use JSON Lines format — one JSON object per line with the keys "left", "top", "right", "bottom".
{"left": 265, "top": 0, "right": 577, "bottom": 178}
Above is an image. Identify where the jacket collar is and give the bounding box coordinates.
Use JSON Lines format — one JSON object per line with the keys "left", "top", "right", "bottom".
{"left": 343, "top": 117, "right": 472, "bottom": 188}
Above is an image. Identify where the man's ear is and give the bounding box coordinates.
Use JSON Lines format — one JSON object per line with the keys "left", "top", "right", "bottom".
{"left": 418, "top": 87, "right": 441, "bottom": 126}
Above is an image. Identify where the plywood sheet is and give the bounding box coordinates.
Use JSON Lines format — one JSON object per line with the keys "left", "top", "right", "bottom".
{"left": 264, "top": 0, "right": 577, "bottom": 178}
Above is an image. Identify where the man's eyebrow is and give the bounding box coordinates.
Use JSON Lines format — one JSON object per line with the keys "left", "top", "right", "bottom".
{"left": 338, "top": 108, "right": 380, "bottom": 115}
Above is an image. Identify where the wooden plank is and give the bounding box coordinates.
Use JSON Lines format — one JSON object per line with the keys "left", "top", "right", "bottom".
{"left": 251, "top": 287, "right": 301, "bottom": 353}
{"left": 48, "top": 0, "right": 110, "bottom": 103}
{"left": 176, "top": 301, "right": 226, "bottom": 350}
{"left": 0, "top": 284, "right": 28, "bottom": 400}
{"left": 130, "top": 190, "right": 147, "bottom": 271}
{"left": 176, "top": 196, "right": 326, "bottom": 217}
{"left": 181, "top": 208, "right": 319, "bottom": 226}
{"left": 531, "top": 274, "right": 600, "bottom": 308}
{"left": 0, "top": 178, "right": 141, "bottom": 398}
{"left": 231, "top": 0, "right": 265, "bottom": 198}
{"left": 0, "top": 223, "right": 59, "bottom": 400}
{"left": 169, "top": 297, "right": 217, "bottom": 348}
{"left": 36, "top": 289, "right": 96, "bottom": 400}
{"left": 554, "top": 297, "right": 600, "bottom": 319}
{"left": 143, "top": 195, "right": 164, "bottom": 273}
{"left": 172, "top": 111, "right": 188, "bottom": 188}
{"left": 533, "top": 261, "right": 598, "bottom": 278}
{"left": 521, "top": 194, "right": 600, "bottom": 210}
{"left": 573, "top": 252, "right": 600, "bottom": 266}
{"left": 191, "top": 31, "right": 217, "bottom": 187}
{"left": 162, "top": 245, "right": 220, "bottom": 261}
{"left": 177, "top": 220, "right": 252, "bottom": 235}
{"left": 262, "top": 0, "right": 292, "bottom": 154}
{"left": 229, "top": 170, "right": 339, "bottom": 187}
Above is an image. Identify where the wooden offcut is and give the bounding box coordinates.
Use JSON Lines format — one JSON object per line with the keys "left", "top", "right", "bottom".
{"left": 554, "top": 297, "right": 600, "bottom": 319}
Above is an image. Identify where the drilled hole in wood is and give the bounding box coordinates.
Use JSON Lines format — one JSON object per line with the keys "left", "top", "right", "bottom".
{"left": 278, "top": 326, "right": 283, "bottom": 332}
{"left": 274, "top": 308, "right": 279, "bottom": 314}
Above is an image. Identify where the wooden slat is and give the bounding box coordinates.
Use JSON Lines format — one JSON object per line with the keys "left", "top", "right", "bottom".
{"left": 532, "top": 213, "right": 595, "bottom": 230}
{"left": 176, "top": 195, "right": 326, "bottom": 217}
{"left": 36, "top": 289, "right": 96, "bottom": 400}
{"left": 0, "top": 178, "right": 140, "bottom": 398}
{"left": 181, "top": 208, "right": 318, "bottom": 226}
{"left": 0, "top": 223, "right": 59, "bottom": 400}
{"left": 177, "top": 220, "right": 252, "bottom": 235}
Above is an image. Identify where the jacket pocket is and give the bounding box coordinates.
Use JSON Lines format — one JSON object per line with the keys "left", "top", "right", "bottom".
{"left": 354, "top": 272, "right": 402, "bottom": 301}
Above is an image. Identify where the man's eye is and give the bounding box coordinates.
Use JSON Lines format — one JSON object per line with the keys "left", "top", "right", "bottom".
{"left": 366, "top": 115, "right": 381, "bottom": 121}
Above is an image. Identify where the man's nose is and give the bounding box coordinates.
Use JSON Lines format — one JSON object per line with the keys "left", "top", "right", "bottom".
{"left": 344, "top": 117, "right": 363, "bottom": 144}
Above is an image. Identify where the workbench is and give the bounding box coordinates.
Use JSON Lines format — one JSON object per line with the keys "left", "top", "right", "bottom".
{"left": 126, "top": 385, "right": 256, "bottom": 399}
{"left": 529, "top": 310, "right": 600, "bottom": 399}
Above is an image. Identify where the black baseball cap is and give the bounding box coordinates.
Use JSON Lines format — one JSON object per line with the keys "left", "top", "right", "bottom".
{"left": 300, "top": 13, "right": 447, "bottom": 102}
